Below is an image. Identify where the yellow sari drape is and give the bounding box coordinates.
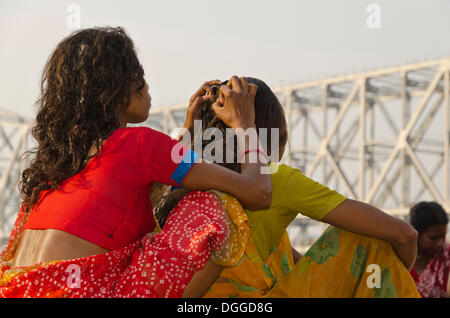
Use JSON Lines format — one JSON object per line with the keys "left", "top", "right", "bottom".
{"left": 205, "top": 193, "right": 421, "bottom": 298}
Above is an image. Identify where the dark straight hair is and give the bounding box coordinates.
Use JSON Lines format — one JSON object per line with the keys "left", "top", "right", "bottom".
{"left": 409, "top": 201, "right": 448, "bottom": 235}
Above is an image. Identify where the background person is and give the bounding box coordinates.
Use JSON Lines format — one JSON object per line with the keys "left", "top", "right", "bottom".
{"left": 410, "top": 201, "right": 450, "bottom": 298}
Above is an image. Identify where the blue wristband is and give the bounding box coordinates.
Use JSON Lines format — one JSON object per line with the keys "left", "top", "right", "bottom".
{"left": 170, "top": 149, "right": 199, "bottom": 187}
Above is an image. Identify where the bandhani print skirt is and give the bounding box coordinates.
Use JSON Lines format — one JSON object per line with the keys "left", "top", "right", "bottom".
{"left": 0, "top": 191, "right": 237, "bottom": 298}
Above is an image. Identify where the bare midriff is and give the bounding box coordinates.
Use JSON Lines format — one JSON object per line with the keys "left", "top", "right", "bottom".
{"left": 7, "top": 229, "right": 108, "bottom": 268}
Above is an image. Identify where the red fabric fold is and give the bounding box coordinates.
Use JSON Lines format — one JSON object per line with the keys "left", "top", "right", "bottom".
{"left": 0, "top": 191, "right": 227, "bottom": 298}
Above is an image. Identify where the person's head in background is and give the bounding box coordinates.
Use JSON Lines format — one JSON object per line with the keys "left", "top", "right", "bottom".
{"left": 152, "top": 77, "right": 288, "bottom": 226}
{"left": 21, "top": 26, "right": 150, "bottom": 213}
{"left": 200, "top": 77, "right": 289, "bottom": 168}
{"left": 410, "top": 201, "right": 448, "bottom": 259}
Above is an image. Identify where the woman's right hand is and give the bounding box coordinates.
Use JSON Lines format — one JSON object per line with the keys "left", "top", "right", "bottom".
{"left": 149, "top": 77, "right": 270, "bottom": 213}
{"left": 183, "top": 80, "right": 222, "bottom": 136}
{"left": 212, "top": 76, "right": 258, "bottom": 130}
{"left": 181, "top": 75, "right": 271, "bottom": 211}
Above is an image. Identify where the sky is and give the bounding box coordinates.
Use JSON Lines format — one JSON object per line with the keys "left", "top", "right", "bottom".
{"left": 0, "top": 0, "right": 450, "bottom": 118}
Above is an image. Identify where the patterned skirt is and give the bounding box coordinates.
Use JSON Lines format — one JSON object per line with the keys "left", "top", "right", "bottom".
{"left": 205, "top": 193, "right": 421, "bottom": 298}
{"left": 0, "top": 191, "right": 229, "bottom": 298}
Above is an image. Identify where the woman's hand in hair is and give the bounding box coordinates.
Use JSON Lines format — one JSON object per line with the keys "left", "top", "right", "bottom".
{"left": 212, "top": 76, "right": 257, "bottom": 130}
{"left": 183, "top": 80, "right": 222, "bottom": 138}
{"left": 181, "top": 75, "right": 271, "bottom": 210}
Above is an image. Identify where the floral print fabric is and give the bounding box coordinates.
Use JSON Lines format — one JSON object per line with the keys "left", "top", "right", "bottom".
{"left": 205, "top": 196, "right": 421, "bottom": 298}
{"left": 275, "top": 226, "right": 420, "bottom": 298}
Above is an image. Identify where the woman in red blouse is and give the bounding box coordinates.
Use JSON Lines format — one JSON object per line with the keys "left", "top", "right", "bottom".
{"left": 0, "top": 27, "right": 271, "bottom": 297}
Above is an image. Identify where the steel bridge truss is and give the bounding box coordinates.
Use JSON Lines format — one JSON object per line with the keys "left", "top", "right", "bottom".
{"left": 1, "top": 58, "right": 449, "bottom": 250}
{"left": 0, "top": 109, "right": 32, "bottom": 242}
{"left": 144, "top": 58, "right": 450, "bottom": 250}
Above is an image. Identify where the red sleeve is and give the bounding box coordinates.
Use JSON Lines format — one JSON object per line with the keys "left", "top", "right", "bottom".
{"left": 138, "top": 127, "right": 198, "bottom": 187}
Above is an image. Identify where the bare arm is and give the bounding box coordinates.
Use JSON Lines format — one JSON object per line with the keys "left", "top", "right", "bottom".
{"left": 182, "top": 129, "right": 271, "bottom": 210}
{"left": 322, "top": 199, "right": 418, "bottom": 270}
{"left": 181, "top": 78, "right": 269, "bottom": 296}
{"left": 182, "top": 261, "right": 224, "bottom": 298}
{"left": 181, "top": 76, "right": 272, "bottom": 210}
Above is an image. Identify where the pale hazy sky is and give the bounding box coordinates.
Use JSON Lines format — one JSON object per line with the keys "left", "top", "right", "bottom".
{"left": 1, "top": 0, "right": 449, "bottom": 118}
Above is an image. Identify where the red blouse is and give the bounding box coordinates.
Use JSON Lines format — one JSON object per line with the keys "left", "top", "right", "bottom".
{"left": 23, "top": 127, "right": 198, "bottom": 251}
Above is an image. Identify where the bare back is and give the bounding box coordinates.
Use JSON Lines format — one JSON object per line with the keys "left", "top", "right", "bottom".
{"left": 8, "top": 229, "right": 108, "bottom": 268}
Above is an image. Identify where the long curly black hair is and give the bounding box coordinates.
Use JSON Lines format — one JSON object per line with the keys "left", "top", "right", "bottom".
{"left": 20, "top": 27, "right": 146, "bottom": 213}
